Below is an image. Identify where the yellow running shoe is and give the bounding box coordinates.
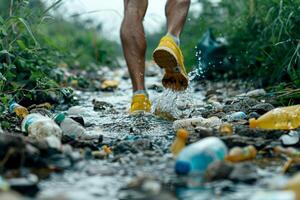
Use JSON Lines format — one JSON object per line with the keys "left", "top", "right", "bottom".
{"left": 153, "top": 35, "right": 189, "bottom": 91}
{"left": 130, "top": 94, "right": 151, "bottom": 113}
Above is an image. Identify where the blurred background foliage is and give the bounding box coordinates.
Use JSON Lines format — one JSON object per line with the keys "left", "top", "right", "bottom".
{"left": 0, "top": 0, "right": 120, "bottom": 106}
{"left": 148, "top": 0, "right": 300, "bottom": 89}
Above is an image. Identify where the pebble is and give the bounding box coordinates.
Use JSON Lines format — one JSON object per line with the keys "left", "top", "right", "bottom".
{"left": 249, "top": 103, "right": 274, "bottom": 114}
{"left": 67, "top": 106, "right": 88, "bottom": 116}
{"left": 246, "top": 89, "right": 266, "bottom": 98}
{"left": 45, "top": 136, "right": 62, "bottom": 150}
{"left": 229, "top": 163, "right": 258, "bottom": 183}
{"left": 280, "top": 131, "right": 300, "bottom": 146}
{"left": 226, "top": 111, "right": 247, "bottom": 121}
{"left": 92, "top": 99, "right": 114, "bottom": 111}
{"left": 8, "top": 174, "right": 39, "bottom": 197}
{"left": 204, "top": 161, "right": 234, "bottom": 181}
{"left": 248, "top": 112, "right": 260, "bottom": 119}
{"left": 141, "top": 180, "right": 161, "bottom": 194}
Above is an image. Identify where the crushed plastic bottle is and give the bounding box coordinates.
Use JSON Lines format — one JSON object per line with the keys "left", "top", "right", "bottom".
{"left": 173, "top": 116, "right": 222, "bottom": 131}
{"left": 170, "top": 129, "right": 189, "bottom": 156}
{"left": 54, "top": 113, "right": 85, "bottom": 139}
{"left": 9, "top": 101, "right": 29, "bottom": 119}
{"left": 175, "top": 137, "right": 228, "bottom": 175}
{"left": 249, "top": 105, "right": 300, "bottom": 130}
{"left": 21, "top": 113, "right": 62, "bottom": 140}
{"left": 225, "top": 145, "right": 257, "bottom": 162}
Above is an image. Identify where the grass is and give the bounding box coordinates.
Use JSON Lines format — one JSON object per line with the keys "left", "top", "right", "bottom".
{"left": 0, "top": 0, "right": 121, "bottom": 107}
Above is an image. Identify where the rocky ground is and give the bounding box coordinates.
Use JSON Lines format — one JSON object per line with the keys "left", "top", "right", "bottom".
{"left": 0, "top": 63, "right": 300, "bottom": 200}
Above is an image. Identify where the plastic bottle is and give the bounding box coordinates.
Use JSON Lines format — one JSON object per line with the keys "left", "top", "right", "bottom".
{"left": 21, "top": 113, "right": 62, "bottom": 140}
{"left": 54, "top": 113, "right": 85, "bottom": 139}
{"left": 170, "top": 129, "right": 189, "bottom": 156}
{"left": 273, "top": 146, "right": 300, "bottom": 159}
{"left": 175, "top": 137, "right": 228, "bottom": 175}
{"left": 225, "top": 145, "right": 257, "bottom": 162}
{"left": 249, "top": 105, "right": 300, "bottom": 130}
{"left": 9, "top": 101, "right": 29, "bottom": 119}
{"left": 173, "top": 116, "right": 222, "bottom": 131}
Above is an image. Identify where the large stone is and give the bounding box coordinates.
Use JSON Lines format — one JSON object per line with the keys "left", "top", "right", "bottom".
{"left": 249, "top": 103, "right": 274, "bottom": 115}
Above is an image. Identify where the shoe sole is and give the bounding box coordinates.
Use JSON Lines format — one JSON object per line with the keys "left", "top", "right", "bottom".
{"left": 153, "top": 47, "right": 188, "bottom": 91}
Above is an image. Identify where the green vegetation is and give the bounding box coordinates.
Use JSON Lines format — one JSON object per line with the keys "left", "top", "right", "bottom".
{"left": 0, "top": 0, "right": 120, "bottom": 106}
{"left": 148, "top": 0, "right": 299, "bottom": 89}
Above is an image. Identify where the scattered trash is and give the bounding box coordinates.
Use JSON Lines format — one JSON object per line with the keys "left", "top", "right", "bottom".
{"left": 21, "top": 113, "right": 62, "bottom": 140}
{"left": 280, "top": 131, "right": 300, "bottom": 146}
{"left": 9, "top": 101, "right": 29, "bottom": 119}
{"left": 225, "top": 145, "right": 257, "bottom": 162}
{"left": 54, "top": 113, "right": 85, "bottom": 139}
{"left": 175, "top": 137, "right": 228, "bottom": 175}
{"left": 194, "top": 29, "right": 228, "bottom": 79}
{"left": 170, "top": 129, "right": 189, "bottom": 156}
{"left": 226, "top": 111, "right": 247, "bottom": 121}
{"left": 219, "top": 123, "right": 233, "bottom": 135}
{"left": 173, "top": 116, "right": 222, "bottom": 131}
{"left": 101, "top": 80, "right": 119, "bottom": 91}
{"left": 92, "top": 145, "right": 112, "bottom": 159}
{"left": 249, "top": 105, "right": 300, "bottom": 130}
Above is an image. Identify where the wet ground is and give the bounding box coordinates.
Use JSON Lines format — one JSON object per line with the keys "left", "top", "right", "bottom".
{"left": 2, "top": 64, "right": 298, "bottom": 200}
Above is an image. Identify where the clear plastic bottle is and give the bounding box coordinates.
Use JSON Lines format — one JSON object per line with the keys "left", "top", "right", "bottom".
{"left": 249, "top": 105, "right": 300, "bottom": 130}
{"left": 9, "top": 101, "right": 29, "bottom": 119}
{"left": 170, "top": 129, "right": 189, "bottom": 156}
{"left": 54, "top": 113, "right": 85, "bottom": 139}
{"left": 21, "top": 113, "right": 62, "bottom": 140}
{"left": 225, "top": 145, "right": 257, "bottom": 162}
{"left": 175, "top": 137, "right": 228, "bottom": 175}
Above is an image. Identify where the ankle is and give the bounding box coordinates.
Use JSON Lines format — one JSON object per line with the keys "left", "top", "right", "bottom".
{"left": 133, "top": 90, "right": 149, "bottom": 97}
{"left": 167, "top": 33, "right": 180, "bottom": 46}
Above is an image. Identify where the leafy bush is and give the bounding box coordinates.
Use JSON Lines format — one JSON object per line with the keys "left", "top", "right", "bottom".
{"left": 0, "top": 0, "right": 120, "bottom": 106}
{"left": 147, "top": 0, "right": 300, "bottom": 87}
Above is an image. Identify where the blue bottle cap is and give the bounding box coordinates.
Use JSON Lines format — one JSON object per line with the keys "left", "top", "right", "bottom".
{"left": 175, "top": 161, "right": 191, "bottom": 175}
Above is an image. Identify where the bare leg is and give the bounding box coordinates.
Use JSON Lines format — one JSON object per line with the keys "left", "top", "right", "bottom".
{"left": 165, "top": 0, "right": 190, "bottom": 37}
{"left": 121, "top": 0, "right": 148, "bottom": 92}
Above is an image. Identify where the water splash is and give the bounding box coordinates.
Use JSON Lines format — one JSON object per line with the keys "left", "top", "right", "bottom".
{"left": 152, "top": 86, "right": 195, "bottom": 120}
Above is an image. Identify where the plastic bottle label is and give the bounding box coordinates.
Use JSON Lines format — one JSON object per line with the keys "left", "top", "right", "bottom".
{"left": 24, "top": 115, "right": 38, "bottom": 132}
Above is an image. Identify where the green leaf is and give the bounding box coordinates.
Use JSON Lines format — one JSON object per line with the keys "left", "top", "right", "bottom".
{"left": 17, "top": 18, "right": 39, "bottom": 46}
{"left": 17, "top": 40, "right": 27, "bottom": 50}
